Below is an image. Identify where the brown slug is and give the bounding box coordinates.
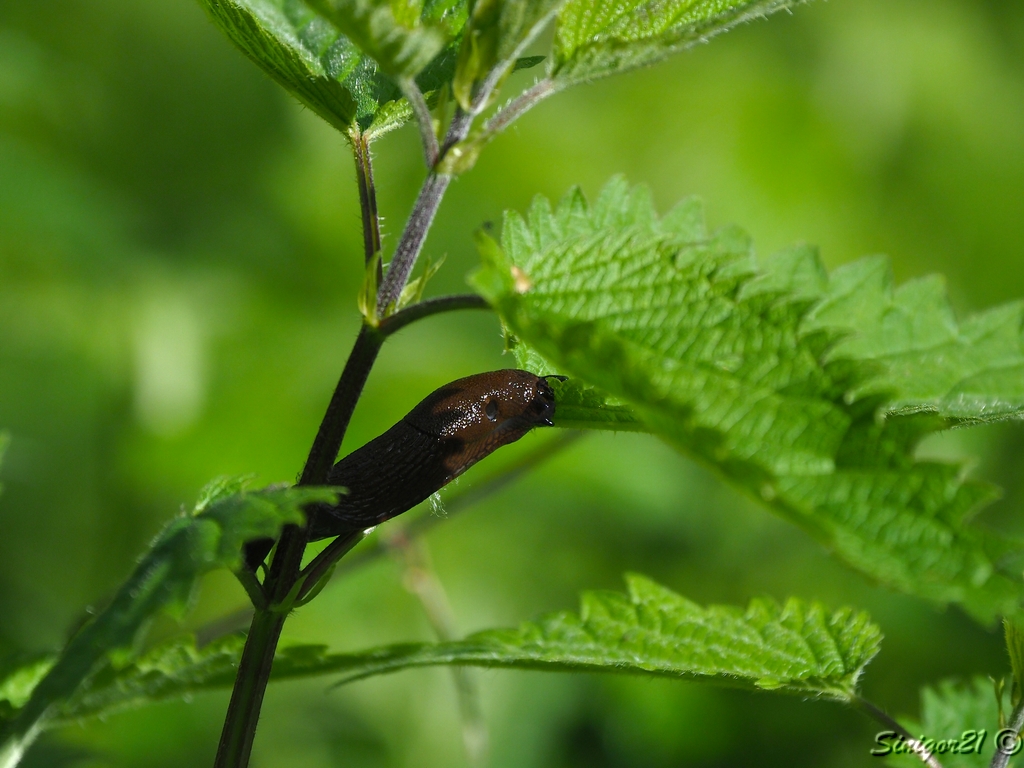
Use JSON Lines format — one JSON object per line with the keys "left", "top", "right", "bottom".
{"left": 245, "top": 370, "right": 557, "bottom": 568}
{"left": 307, "top": 369, "right": 557, "bottom": 539}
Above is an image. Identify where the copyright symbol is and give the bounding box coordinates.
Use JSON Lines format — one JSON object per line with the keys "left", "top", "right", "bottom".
{"left": 996, "top": 729, "right": 1022, "bottom": 755}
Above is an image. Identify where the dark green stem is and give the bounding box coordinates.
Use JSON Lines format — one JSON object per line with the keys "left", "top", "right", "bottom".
{"left": 299, "top": 324, "right": 384, "bottom": 486}
{"left": 215, "top": 107, "right": 484, "bottom": 766}
{"left": 233, "top": 570, "right": 267, "bottom": 611}
{"left": 378, "top": 294, "right": 489, "bottom": 336}
{"left": 293, "top": 295, "right": 490, "bottom": 600}
{"left": 213, "top": 294, "right": 490, "bottom": 763}
{"left": 212, "top": 610, "right": 285, "bottom": 768}
{"left": 353, "top": 135, "right": 383, "bottom": 281}
{"left": 990, "top": 694, "right": 1024, "bottom": 768}
{"left": 214, "top": 325, "right": 384, "bottom": 768}
{"left": 297, "top": 530, "right": 364, "bottom": 602}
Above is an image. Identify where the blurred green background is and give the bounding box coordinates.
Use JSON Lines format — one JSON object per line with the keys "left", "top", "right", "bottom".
{"left": 2, "top": 0, "right": 1024, "bottom": 765}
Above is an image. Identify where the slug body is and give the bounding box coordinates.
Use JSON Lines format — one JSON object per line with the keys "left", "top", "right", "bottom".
{"left": 307, "top": 369, "right": 556, "bottom": 540}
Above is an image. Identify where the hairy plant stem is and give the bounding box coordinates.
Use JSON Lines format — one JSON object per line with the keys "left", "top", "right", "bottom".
{"left": 855, "top": 696, "right": 943, "bottom": 768}
{"left": 375, "top": 111, "right": 473, "bottom": 313}
{"left": 481, "top": 79, "right": 556, "bottom": 139}
{"left": 376, "top": 173, "right": 452, "bottom": 313}
{"left": 990, "top": 694, "right": 1024, "bottom": 768}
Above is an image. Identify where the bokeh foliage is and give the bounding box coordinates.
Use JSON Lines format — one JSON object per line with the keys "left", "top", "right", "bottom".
{"left": 2, "top": 0, "right": 1024, "bottom": 766}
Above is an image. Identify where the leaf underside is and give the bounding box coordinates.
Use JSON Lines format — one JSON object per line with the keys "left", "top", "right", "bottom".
{"left": 198, "top": 0, "right": 465, "bottom": 138}
{"left": 471, "top": 177, "right": 1024, "bottom": 625}
{"left": 304, "top": 0, "right": 463, "bottom": 80}
{"left": 2, "top": 575, "right": 880, "bottom": 730}
{"left": 200, "top": 0, "right": 809, "bottom": 141}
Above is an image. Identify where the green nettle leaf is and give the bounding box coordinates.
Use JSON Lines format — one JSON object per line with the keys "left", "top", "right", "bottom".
{"left": 309, "top": 575, "right": 882, "bottom": 701}
{"left": 304, "top": 0, "right": 464, "bottom": 80}
{"left": 2, "top": 575, "right": 880, "bottom": 729}
{"left": 885, "top": 678, "right": 1001, "bottom": 768}
{"left": 551, "top": 0, "right": 803, "bottom": 86}
{"left": 0, "top": 480, "right": 338, "bottom": 765}
{"left": 470, "top": 177, "right": 1024, "bottom": 624}
{"left": 200, "top": 0, "right": 359, "bottom": 131}
{"left": 803, "top": 258, "right": 1024, "bottom": 423}
{"left": 56, "top": 635, "right": 248, "bottom": 726}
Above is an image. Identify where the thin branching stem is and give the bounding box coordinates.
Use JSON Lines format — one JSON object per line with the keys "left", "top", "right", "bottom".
{"left": 855, "top": 696, "right": 943, "bottom": 768}
{"left": 481, "top": 79, "right": 556, "bottom": 138}
{"left": 353, "top": 135, "right": 383, "bottom": 280}
{"left": 388, "top": 532, "right": 488, "bottom": 765}
{"left": 990, "top": 694, "right": 1024, "bottom": 768}
{"left": 374, "top": 70, "right": 558, "bottom": 318}
{"left": 297, "top": 530, "right": 364, "bottom": 602}
{"left": 467, "top": 8, "right": 559, "bottom": 119}
{"left": 380, "top": 294, "right": 490, "bottom": 335}
{"left": 215, "top": 86, "right": 534, "bottom": 765}
{"left": 233, "top": 570, "right": 267, "bottom": 611}
{"left": 401, "top": 79, "right": 439, "bottom": 168}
